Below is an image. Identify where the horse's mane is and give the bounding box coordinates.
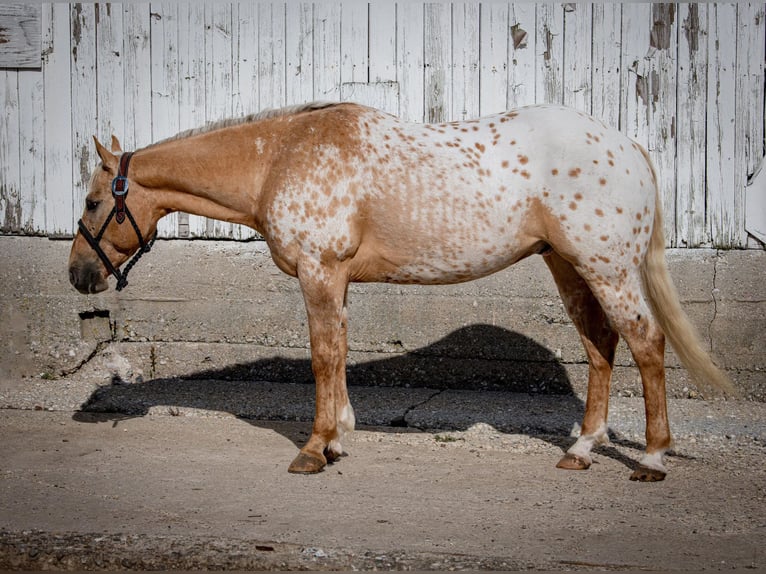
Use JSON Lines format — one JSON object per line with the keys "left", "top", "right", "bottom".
{"left": 151, "top": 101, "right": 341, "bottom": 146}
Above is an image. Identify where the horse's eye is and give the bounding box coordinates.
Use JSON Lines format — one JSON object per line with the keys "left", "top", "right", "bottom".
{"left": 86, "top": 199, "right": 100, "bottom": 212}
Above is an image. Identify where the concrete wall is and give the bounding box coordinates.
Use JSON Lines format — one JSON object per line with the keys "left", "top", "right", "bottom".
{"left": 1, "top": 237, "right": 764, "bottom": 401}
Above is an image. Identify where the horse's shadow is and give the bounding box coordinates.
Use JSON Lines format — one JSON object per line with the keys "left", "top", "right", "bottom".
{"left": 73, "top": 324, "right": 644, "bottom": 470}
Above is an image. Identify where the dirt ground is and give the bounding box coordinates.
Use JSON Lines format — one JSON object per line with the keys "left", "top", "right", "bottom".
{"left": 1, "top": 402, "right": 764, "bottom": 571}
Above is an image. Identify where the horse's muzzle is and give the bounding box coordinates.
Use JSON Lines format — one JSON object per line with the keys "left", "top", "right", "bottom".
{"left": 69, "top": 263, "right": 109, "bottom": 294}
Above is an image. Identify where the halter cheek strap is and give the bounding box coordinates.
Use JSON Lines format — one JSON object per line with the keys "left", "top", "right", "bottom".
{"left": 77, "top": 152, "right": 157, "bottom": 291}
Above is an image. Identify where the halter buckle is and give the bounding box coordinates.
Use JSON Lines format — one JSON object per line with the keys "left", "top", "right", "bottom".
{"left": 111, "top": 176, "right": 129, "bottom": 223}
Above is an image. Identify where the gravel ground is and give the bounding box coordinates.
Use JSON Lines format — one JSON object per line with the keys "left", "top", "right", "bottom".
{"left": 1, "top": 373, "right": 765, "bottom": 571}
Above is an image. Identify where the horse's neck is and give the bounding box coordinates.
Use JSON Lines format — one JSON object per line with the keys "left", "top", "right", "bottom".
{"left": 132, "top": 124, "right": 276, "bottom": 227}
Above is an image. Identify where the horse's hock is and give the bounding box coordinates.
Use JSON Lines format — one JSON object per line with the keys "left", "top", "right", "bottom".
{"left": 1, "top": 235, "right": 764, "bottom": 401}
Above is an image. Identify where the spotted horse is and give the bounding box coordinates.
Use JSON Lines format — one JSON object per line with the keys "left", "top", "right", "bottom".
{"left": 68, "top": 102, "right": 735, "bottom": 481}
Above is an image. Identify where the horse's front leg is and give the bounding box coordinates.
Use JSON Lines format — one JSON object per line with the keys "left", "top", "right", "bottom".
{"left": 288, "top": 262, "right": 351, "bottom": 474}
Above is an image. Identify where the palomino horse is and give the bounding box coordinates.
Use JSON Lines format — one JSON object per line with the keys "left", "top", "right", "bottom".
{"left": 69, "top": 102, "right": 735, "bottom": 481}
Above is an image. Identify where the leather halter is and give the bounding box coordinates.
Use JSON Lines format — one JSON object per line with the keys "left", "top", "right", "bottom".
{"left": 77, "top": 152, "right": 156, "bottom": 291}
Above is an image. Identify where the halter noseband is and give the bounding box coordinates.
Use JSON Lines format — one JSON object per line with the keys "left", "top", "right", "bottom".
{"left": 77, "top": 152, "right": 156, "bottom": 291}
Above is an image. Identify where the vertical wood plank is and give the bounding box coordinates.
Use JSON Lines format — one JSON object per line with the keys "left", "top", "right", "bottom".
{"left": 313, "top": 3, "right": 342, "bottom": 101}
{"left": 18, "top": 67, "right": 45, "bottom": 233}
{"left": 424, "top": 3, "right": 451, "bottom": 122}
{"left": 341, "top": 2, "right": 368, "bottom": 84}
{"left": 42, "top": 3, "right": 73, "bottom": 236}
{"left": 258, "top": 3, "right": 286, "bottom": 111}
{"left": 178, "top": 3, "right": 208, "bottom": 238}
{"left": 562, "top": 3, "right": 592, "bottom": 113}
{"left": 0, "top": 70, "right": 21, "bottom": 232}
{"left": 677, "top": 4, "right": 709, "bottom": 247}
{"left": 649, "top": 3, "right": 678, "bottom": 246}
{"left": 507, "top": 4, "right": 536, "bottom": 108}
{"left": 70, "top": 4, "right": 97, "bottom": 228}
{"left": 369, "top": 3, "right": 397, "bottom": 83}
{"left": 451, "top": 3, "right": 480, "bottom": 120}
{"left": 233, "top": 3, "right": 258, "bottom": 117}
{"left": 123, "top": 4, "right": 152, "bottom": 151}
{"left": 707, "top": 4, "right": 737, "bottom": 248}
{"left": 205, "top": 3, "right": 236, "bottom": 238}
{"left": 95, "top": 4, "right": 125, "bottom": 144}
{"left": 286, "top": 3, "right": 314, "bottom": 106}
{"left": 150, "top": 3, "right": 179, "bottom": 237}
{"left": 591, "top": 4, "right": 622, "bottom": 127}
{"left": 397, "top": 2, "right": 424, "bottom": 122}
{"left": 738, "top": 3, "right": 765, "bottom": 248}
{"left": 232, "top": 4, "right": 258, "bottom": 240}
{"left": 535, "top": 3, "right": 563, "bottom": 105}
{"left": 479, "top": 2, "right": 508, "bottom": 116}
{"left": 621, "top": 4, "right": 650, "bottom": 147}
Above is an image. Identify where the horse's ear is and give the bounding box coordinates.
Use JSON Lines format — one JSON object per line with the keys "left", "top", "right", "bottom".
{"left": 93, "top": 136, "right": 118, "bottom": 172}
{"left": 110, "top": 135, "right": 123, "bottom": 153}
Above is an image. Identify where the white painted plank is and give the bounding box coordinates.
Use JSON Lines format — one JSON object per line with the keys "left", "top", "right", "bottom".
{"left": 562, "top": 3, "right": 592, "bottom": 113}
{"left": 396, "top": 2, "right": 424, "bottom": 122}
{"left": 234, "top": 3, "right": 258, "bottom": 116}
{"left": 285, "top": 3, "right": 314, "bottom": 106}
{"left": 479, "top": 2, "right": 508, "bottom": 116}
{"left": 707, "top": 4, "right": 738, "bottom": 248}
{"left": 313, "top": 3, "right": 342, "bottom": 101}
{"left": 341, "top": 2, "right": 368, "bottom": 85}
{"left": 95, "top": 4, "right": 125, "bottom": 145}
{"left": 42, "top": 3, "right": 73, "bottom": 236}
{"left": 507, "top": 4, "right": 536, "bottom": 108}
{"left": 150, "top": 3, "right": 179, "bottom": 238}
{"left": 451, "top": 3, "right": 480, "bottom": 121}
{"left": 648, "top": 3, "right": 678, "bottom": 246}
{"left": 591, "top": 4, "right": 621, "bottom": 127}
{"left": 424, "top": 3, "right": 451, "bottom": 122}
{"left": 620, "top": 4, "right": 650, "bottom": 147}
{"left": 70, "top": 4, "right": 97, "bottom": 228}
{"left": 739, "top": 3, "right": 766, "bottom": 248}
{"left": 676, "top": 4, "right": 709, "bottom": 247}
{"left": 123, "top": 3, "right": 152, "bottom": 151}
{"left": 232, "top": 3, "right": 258, "bottom": 240}
{"left": 178, "top": 3, "right": 208, "bottom": 238}
{"left": 18, "top": 59, "right": 45, "bottom": 233}
{"left": 535, "top": 3, "right": 563, "bottom": 105}
{"left": 369, "top": 3, "right": 397, "bottom": 83}
{"left": 0, "top": 70, "right": 21, "bottom": 233}
{"left": 258, "top": 3, "right": 286, "bottom": 111}
{"left": 204, "top": 3, "right": 236, "bottom": 238}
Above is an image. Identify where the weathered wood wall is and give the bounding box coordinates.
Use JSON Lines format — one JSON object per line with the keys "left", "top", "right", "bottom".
{"left": 1, "top": 3, "right": 764, "bottom": 247}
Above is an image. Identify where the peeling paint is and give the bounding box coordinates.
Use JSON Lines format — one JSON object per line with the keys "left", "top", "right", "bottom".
{"left": 683, "top": 4, "right": 701, "bottom": 55}
{"left": 542, "top": 25, "right": 554, "bottom": 62}
{"left": 1, "top": 184, "right": 22, "bottom": 232}
{"left": 650, "top": 4, "right": 675, "bottom": 51}
{"left": 511, "top": 23, "right": 527, "bottom": 50}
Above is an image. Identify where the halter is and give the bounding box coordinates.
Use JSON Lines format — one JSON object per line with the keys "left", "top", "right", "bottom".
{"left": 77, "top": 152, "right": 156, "bottom": 291}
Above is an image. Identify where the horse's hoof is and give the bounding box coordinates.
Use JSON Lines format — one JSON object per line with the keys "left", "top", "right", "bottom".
{"left": 556, "top": 453, "right": 591, "bottom": 470}
{"left": 629, "top": 465, "right": 666, "bottom": 482}
{"left": 288, "top": 452, "right": 326, "bottom": 474}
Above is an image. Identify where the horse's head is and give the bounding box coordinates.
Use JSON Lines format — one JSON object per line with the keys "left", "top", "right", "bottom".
{"left": 68, "top": 137, "right": 158, "bottom": 294}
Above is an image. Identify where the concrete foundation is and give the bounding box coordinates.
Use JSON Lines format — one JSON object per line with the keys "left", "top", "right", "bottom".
{"left": 1, "top": 236, "right": 764, "bottom": 400}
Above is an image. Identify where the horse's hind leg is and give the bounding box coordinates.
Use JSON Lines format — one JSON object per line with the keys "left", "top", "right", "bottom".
{"left": 582, "top": 269, "right": 672, "bottom": 481}
{"left": 544, "top": 252, "right": 619, "bottom": 471}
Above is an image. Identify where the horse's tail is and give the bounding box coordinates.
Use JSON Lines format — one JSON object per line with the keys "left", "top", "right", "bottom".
{"left": 638, "top": 147, "right": 737, "bottom": 397}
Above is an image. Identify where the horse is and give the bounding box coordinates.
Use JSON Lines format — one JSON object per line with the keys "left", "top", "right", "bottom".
{"left": 68, "top": 101, "right": 735, "bottom": 481}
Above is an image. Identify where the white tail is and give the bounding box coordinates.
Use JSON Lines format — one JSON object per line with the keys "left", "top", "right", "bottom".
{"left": 639, "top": 153, "right": 737, "bottom": 397}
